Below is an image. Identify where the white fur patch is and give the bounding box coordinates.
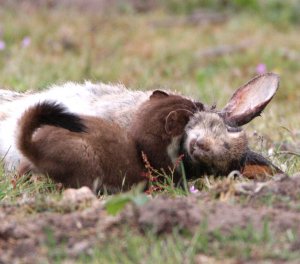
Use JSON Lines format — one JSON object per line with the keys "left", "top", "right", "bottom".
{"left": 183, "top": 126, "right": 206, "bottom": 158}
{"left": 167, "top": 135, "right": 182, "bottom": 165}
{"left": 228, "top": 131, "right": 243, "bottom": 138}
{"left": 0, "top": 82, "right": 154, "bottom": 171}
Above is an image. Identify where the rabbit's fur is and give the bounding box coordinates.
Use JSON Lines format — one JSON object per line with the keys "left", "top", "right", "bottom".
{"left": 1, "top": 73, "right": 280, "bottom": 179}
{"left": 0, "top": 82, "right": 151, "bottom": 171}
{"left": 183, "top": 111, "right": 248, "bottom": 175}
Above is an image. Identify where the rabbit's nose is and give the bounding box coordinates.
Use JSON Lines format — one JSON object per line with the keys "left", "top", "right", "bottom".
{"left": 196, "top": 139, "right": 210, "bottom": 151}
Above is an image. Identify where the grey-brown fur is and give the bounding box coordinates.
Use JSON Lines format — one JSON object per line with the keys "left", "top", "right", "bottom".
{"left": 180, "top": 73, "right": 281, "bottom": 177}
{"left": 183, "top": 112, "right": 247, "bottom": 175}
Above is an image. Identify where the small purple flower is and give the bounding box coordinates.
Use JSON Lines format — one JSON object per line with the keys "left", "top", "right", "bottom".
{"left": 0, "top": 40, "right": 5, "bottom": 50}
{"left": 21, "top": 36, "right": 31, "bottom": 48}
{"left": 256, "top": 63, "right": 267, "bottom": 74}
{"left": 189, "top": 185, "right": 199, "bottom": 194}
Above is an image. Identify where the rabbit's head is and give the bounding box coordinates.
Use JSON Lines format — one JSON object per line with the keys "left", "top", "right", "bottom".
{"left": 183, "top": 73, "right": 280, "bottom": 175}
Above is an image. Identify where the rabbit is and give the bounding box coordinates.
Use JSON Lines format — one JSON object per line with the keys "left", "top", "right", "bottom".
{"left": 17, "top": 91, "right": 203, "bottom": 193}
{"left": 1, "top": 73, "right": 280, "bottom": 178}
{"left": 181, "top": 73, "right": 281, "bottom": 177}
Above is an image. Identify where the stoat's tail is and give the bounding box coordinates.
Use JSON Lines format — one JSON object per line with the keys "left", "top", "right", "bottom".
{"left": 17, "top": 101, "right": 86, "bottom": 164}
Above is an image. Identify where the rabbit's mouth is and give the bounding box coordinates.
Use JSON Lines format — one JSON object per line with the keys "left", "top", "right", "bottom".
{"left": 191, "top": 150, "right": 212, "bottom": 163}
{"left": 189, "top": 138, "right": 214, "bottom": 163}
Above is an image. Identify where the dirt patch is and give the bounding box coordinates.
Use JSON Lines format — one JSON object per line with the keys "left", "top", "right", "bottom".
{"left": 2, "top": 176, "right": 300, "bottom": 262}
{"left": 0, "top": 188, "right": 117, "bottom": 262}
{"left": 122, "top": 194, "right": 300, "bottom": 236}
{"left": 255, "top": 174, "right": 300, "bottom": 200}
{"left": 234, "top": 174, "right": 300, "bottom": 211}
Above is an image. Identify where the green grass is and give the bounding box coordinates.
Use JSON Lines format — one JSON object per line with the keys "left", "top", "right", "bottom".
{"left": 0, "top": 1, "right": 300, "bottom": 262}
{"left": 0, "top": 168, "right": 58, "bottom": 202}
{"left": 73, "top": 222, "right": 300, "bottom": 263}
{"left": 164, "top": 0, "right": 300, "bottom": 26}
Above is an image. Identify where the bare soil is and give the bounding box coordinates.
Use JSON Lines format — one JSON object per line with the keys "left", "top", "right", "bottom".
{"left": 1, "top": 175, "right": 300, "bottom": 262}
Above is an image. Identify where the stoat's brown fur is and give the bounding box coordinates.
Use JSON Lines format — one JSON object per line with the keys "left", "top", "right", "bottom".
{"left": 129, "top": 91, "right": 203, "bottom": 182}
{"left": 17, "top": 102, "right": 143, "bottom": 193}
{"left": 17, "top": 91, "right": 203, "bottom": 192}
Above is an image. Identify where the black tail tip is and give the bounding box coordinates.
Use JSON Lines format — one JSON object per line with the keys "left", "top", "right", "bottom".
{"left": 35, "top": 101, "right": 87, "bottom": 133}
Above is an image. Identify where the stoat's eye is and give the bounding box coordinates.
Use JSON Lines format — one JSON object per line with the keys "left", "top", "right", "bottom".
{"left": 226, "top": 126, "right": 241, "bottom": 133}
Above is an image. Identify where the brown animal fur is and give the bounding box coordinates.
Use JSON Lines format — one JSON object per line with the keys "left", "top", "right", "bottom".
{"left": 130, "top": 91, "right": 204, "bottom": 182}
{"left": 17, "top": 103, "right": 143, "bottom": 193}
{"left": 17, "top": 92, "right": 203, "bottom": 192}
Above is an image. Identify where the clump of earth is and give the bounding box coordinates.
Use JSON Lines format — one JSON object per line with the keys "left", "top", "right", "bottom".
{"left": 1, "top": 174, "right": 300, "bottom": 262}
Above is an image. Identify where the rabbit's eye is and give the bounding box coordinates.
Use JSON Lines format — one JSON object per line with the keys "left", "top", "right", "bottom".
{"left": 226, "top": 126, "right": 241, "bottom": 133}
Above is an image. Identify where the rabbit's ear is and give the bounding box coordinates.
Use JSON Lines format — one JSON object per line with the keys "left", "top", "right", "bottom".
{"left": 221, "top": 73, "right": 279, "bottom": 126}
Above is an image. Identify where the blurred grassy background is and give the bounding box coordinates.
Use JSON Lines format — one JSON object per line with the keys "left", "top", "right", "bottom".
{"left": 1, "top": 3, "right": 300, "bottom": 262}
{"left": 0, "top": 0, "right": 299, "bottom": 167}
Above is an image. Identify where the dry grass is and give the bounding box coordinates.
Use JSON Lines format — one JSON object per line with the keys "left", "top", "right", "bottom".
{"left": 0, "top": 2, "right": 300, "bottom": 262}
